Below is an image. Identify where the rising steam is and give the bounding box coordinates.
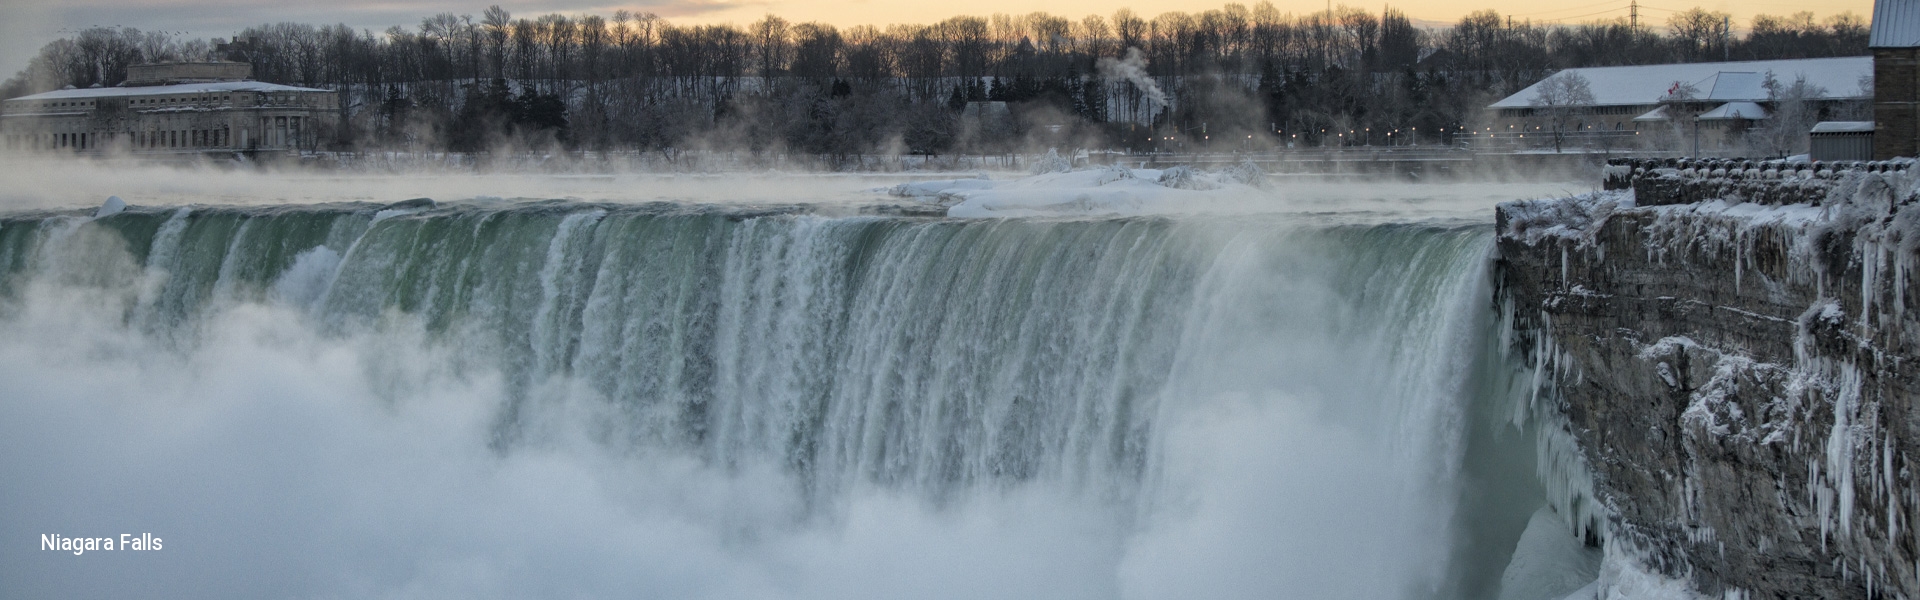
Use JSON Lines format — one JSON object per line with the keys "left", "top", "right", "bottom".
{"left": 1097, "top": 48, "right": 1168, "bottom": 115}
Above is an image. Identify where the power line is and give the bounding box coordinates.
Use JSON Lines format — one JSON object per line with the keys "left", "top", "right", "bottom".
{"left": 1549, "top": 7, "right": 1638, "bottom": 23}
{"left": 1508, "top": 0, "right": 1634, "bottom": 18}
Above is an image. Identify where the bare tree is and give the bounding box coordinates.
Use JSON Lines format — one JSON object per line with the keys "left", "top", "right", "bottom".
{"left": 1668, "top": 8, "right": 1731, "bottom": 62}
{"left": 1112, "top": 9, "right": 1145, "bottom": 55}
{"left": 1657, "top": 81, "right": 1705, "bottom": 155}
{"left": 481, "top": 6, "right": 510, "bottom": 78}
{"left": 137, "top": 30, "right": 178, "bottom": 64}
{"left": 0, "top": 1, "right": 1876, "bottom": 155}
{"left": 1746, "top": 72, "right": 1827, "bottom": 157}
{"left": 1530, "top": 71, "right": 1595, "bottom": 152}
{"left": 750, "top": 15, "right": 791, "bottom": 86}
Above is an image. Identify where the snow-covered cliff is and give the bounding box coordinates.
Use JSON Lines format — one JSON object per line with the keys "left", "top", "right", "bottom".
{"left": 1497, "top": 163, "right": 1920, "bottom": 598}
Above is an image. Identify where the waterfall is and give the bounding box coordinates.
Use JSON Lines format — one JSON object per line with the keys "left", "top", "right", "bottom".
{"left": 0, "top": 202, "right": 1559, "bottom": 599}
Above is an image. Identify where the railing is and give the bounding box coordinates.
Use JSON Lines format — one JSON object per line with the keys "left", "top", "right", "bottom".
{"left": 1603, "top": 156, "right": 1910, "bottom": 206}
{"left": 1455, "top": 130, "right": 1653, "bottom": 152}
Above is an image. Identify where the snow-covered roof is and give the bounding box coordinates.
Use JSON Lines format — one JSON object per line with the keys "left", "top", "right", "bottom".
{"left": 1698, "top": 101, "right": 1768, "bottom": 120}
{"left": 1489, "top": 57, "right": 1871, "bottom": 109}
{"left": 1811, "top": 121, "right": 1876, "bottom": 133}
{"left": 1873, "top": 0, "right": 1920, "bottom": 47}
{"left": 1703, "top": 72, "right": 1767, "bottom": 101}
{"left": 4, "top": 80, "right": 329, "bottom": 102}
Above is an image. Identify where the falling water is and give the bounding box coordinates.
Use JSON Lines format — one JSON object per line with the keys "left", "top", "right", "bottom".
{"left": 0, "top": 200, "right": 1572, "bottom": 599}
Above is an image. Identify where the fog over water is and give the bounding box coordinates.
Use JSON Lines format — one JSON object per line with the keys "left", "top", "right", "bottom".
{"left": 0, "top": 162, "right": 1599, "bottom": 599}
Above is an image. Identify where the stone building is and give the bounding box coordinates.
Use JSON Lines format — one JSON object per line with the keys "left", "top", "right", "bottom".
{"left": 1874, "top": 0, "right": 1920, "bottom": 158}
{"left": 0, "top": 62, "right": 338, "bottom": 154}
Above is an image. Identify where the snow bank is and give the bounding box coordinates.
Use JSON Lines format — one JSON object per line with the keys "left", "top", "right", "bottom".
{"left": 1498, "top": 507, "right": 1602, "bottom": 600}
{"left": 1589, "top": 541, "right": 1712, "bottom": 600}
{"left": 1498, "top": 191, "right": 1633, "bottom": 247}
{"left": 94, "top": 196, "right": 126, "bottom": 218}
{"left": 887, "top": 164, "right": 1260, "bottom": 218}
{"left": 1501, "top": 189, "right": 1835, "bottom": 251}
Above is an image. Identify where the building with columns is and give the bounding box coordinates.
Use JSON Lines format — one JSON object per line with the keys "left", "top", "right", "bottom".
{"left": 0, "top": 62, "right": 338, "bottom": 154}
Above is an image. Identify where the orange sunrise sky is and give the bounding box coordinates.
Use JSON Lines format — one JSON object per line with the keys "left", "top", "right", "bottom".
{"left": 675, "top": 0, "right": 1869, "bottom": 30}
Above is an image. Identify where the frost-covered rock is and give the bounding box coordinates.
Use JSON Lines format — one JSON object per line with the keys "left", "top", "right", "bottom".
{"left": 1028, "top": 149, "right": 1073, "bottom": 175}
{"left": 1221, "top": 159, "right": 1267, "bottom": 188}
{"left": 1497, "top": 192, "right": 1632, "bottom": 247}
{"left": 1156, "top": 165, "right": 1218, "bottom": 190}
{"left": 1495, "top": 172, "right": 1920, "bottom": 599}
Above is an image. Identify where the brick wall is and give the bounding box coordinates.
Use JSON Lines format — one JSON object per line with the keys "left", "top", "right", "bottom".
{"left": 1875, "top": 48, "right": 1919, "bottom": 159}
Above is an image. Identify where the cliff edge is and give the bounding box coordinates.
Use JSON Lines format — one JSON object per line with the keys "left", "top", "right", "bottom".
{"left": 1495, "top": 159, "right": 1920, "bottom": 598}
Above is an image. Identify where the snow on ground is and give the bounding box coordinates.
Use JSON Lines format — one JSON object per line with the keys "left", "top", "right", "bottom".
{"left": 1497, "top": 507, "right": 1602, "bottom": 600}
{"left": 892, "top": 165, "right": 1248, "bottom": 218}
{"left": 889, "top": 164, "right": 1581, "bottom": 222}
{"left": 1582, "top": 541, "right": 1714, "bottom": 600}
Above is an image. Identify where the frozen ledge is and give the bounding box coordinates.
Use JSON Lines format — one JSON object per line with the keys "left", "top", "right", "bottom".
{"left": 1492, "top": 163, "right": 1920, "bottom": 599}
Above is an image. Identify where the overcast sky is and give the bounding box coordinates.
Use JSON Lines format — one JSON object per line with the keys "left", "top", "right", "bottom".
{"left": 0, "top": 0, "right": 1874, "bottom": 78}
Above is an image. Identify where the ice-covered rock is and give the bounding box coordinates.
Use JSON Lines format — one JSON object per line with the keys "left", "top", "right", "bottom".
{"left": 371, "top": 197, "right": 436, "bottom": 222}
{"left": 889, "top": 177, "right": 996, "bottom": 201}
{"left": 94, "top": 196, "right": 126, "bottom": 218}
{"left": 1496, "top": 192, "right": 1632, "bottom": 247}
{"left": 1156, "top": 165, "right": 1218, "bottom": 190}
{"left": 886, "top": 164, "right": 1264, "bottom": 218}
{"left": 1221, "top": 159, "right": 1267, "bottom": 187}
{"left": 1028, "top": 148, "right": 1073, "bottom": 175}
{"left": 1495, "top": 167, "right": 1920, "bottom": 599}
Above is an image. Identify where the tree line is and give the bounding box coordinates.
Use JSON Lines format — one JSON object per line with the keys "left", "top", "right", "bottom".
{"left": 1, "top": 4, "right": 1870, "bottom": 159}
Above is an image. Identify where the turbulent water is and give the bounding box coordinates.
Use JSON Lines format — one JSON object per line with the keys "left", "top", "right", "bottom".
{"left": 0, "top": 199, "right": 1574, "bottom": 599}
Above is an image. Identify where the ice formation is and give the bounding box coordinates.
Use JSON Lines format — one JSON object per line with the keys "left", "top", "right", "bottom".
{"left": 1495, "top": 165, "right": 1920, "bottom": 598}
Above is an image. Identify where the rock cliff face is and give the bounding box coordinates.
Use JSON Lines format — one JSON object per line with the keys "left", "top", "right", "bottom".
{"left": 1495, "top": 164, "right": 1920, "bottom": 598}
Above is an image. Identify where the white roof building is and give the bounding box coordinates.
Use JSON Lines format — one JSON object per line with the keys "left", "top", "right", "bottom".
{"left": 1477, "top": 57, "right": 1871, "bottom": 153}
{"left": 1, "top": 62, "right": 339, "bottom": 154}
{"left": 1488, "top": 56, "right": 1872, "bottom": 111}
{"left": 6, "top": 80, "right": 330, "bottom": 103}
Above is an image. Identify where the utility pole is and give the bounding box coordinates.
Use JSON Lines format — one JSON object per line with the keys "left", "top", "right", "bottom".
{"left": 1629, "top": 0, "right": 1638, "bottom": 29}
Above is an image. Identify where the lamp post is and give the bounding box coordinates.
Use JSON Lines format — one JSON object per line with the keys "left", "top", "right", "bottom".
{"left": 1691, "top": 115, "right": 1700, "bottom": 156}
